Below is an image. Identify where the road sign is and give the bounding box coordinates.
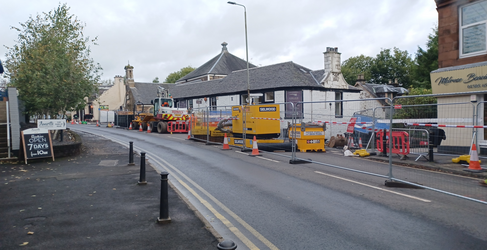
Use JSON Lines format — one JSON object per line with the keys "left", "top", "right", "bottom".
{"left": 37, "top": 119, "right": 66, "bottom": 130}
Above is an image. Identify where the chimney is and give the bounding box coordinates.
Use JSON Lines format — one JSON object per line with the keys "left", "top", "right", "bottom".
{"left": 324, "top": 47, "right": 341, "bottom": 76}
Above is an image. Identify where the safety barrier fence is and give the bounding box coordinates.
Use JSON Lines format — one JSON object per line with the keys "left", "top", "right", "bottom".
{"left": 187, "top": 95, "right": 487, "bottom": 205}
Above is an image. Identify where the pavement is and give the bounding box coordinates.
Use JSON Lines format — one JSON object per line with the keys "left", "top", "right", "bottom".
{"left": 362, "top": 149, "right": 487, "bottom": 180}
{"left": 0, "top": 131, "right": 220, "bottom": 249}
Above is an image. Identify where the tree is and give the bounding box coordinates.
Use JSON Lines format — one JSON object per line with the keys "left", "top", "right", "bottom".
{"left": 412, "top": 27, "right": 438, "bottom": 89}
{"left": 4, "top": 3, "right": 101, "bottom": 117}
{"left": 394, "top": 88, "right": 437, "bottom": 120}
{"left": 341, "top": 55, "right": 373, "bottom": 85}
{"left": 164, "top": 66, "right": 195, "bottom": 83}
{"left": 153, "top": 77, "right": 160, "bottom": 83}
{"left": 369, "top": 47, "right": 414, "bottom": 87}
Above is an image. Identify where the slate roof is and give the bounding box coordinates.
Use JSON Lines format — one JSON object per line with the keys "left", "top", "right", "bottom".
{"left": 175, "top": 42, "right": 256, "bottom": 83}
{"left": 171, "top": 61, "right": 361, "bottom": 99}
{"left": 357, "top": 83, "right": 408, "bottom": 96}
{"left": 130, "top": 82, "right": 175, "bottom": 104}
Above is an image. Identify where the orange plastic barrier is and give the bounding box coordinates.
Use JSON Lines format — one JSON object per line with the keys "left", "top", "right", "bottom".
{"left": 376, "top": 131, "right": 410, "bottom": 155}
{"left": 168, "top": 121, "right": 189, "bottom": 133}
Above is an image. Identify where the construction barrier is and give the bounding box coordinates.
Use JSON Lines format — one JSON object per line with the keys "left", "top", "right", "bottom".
{"left": 168, "top": 121, "right": 189, "bottom": 133}
{"left": 376, "top": 130, "right": 410, "bottom": 155}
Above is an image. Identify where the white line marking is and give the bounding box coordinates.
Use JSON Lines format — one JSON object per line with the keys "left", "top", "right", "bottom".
{"left": 314, "top": 171, "right": 431, "bottom": 203}
{"left": 256, "top": 156, "right": 279, "bottom": 163}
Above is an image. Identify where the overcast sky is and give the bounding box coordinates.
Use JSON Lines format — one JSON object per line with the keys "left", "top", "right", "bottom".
{"left": 1, "top": 0, "right": 438, "bottom": 83}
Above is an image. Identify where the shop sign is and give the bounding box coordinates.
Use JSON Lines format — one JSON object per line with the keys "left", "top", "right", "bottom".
{"left": 431, "top": 65, "right": 487, "bottom": 94}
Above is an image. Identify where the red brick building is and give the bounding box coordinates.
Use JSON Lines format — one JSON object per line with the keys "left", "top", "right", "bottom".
{"left": 431, "top": 0, "right": 487, "bottom": 150}
{"left": 431, "top": 0, "right": 487, "bottom": 95}
{"left": 436, "top": 0, "right": 487, "bottom": 68}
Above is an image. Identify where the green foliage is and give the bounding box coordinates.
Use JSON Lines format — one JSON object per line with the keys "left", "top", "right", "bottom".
{"left": 341, "top": 26, "right": 438, "bottom": 90}
{"left": 394, "top": 88, "right": 437, "bottom": 119}
{"left": 341, "top": 48, "right": 414, "bottom": 88}
{"left": 369, "top": 48, "right": 414, "bottom": 87}
{"left": 152, "top": 77, "right": 160, "bottom": 83}
{"left": 4, "top": 3, "right": 101, "bottom": 117}
{"left": 412, "top": 27, "right": 438, "bottom": 89}
{"left": 341, "top": 55, "right": 373, "bottom": 85}
{"left": 164, "top": 66, "right": 195, "bottom": 83}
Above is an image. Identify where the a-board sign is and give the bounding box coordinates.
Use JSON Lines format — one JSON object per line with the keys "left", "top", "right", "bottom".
{"left": 21, "top": 128, "right": 54, "bottom": 164}
{"left": 37, "top": 119, "right": 66, "bottom": 130}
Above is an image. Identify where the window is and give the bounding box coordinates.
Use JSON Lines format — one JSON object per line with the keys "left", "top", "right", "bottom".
{"left": 241, "top": 94, "right": 249, "bottom": 105}
{"left": 210, "top": 97, "right": 217, "bottom": 110}
{"left": 188, "top": 100, "right": 193, "bottom": 111}
{"left": 460, "top": 1, "right": 487, "bottom": 58}
{"left": 335, "top": 92, "right": 343, "bottom": 118}
{"left": 265, "top": 92, "right": 274, "bottom": 102}
{"left": 179, "top": 99, "right": 187, "bottom": 109}
{"left": 285, "top": 90, "right": 303, "bottom": 119}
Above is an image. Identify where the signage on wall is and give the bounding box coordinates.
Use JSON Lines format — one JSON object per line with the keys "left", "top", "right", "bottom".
{"left": 37, "top": 119, "right": 66, "bottom": 130}
{"left": 431, "top": 66, "right": 487, "bottom": 94}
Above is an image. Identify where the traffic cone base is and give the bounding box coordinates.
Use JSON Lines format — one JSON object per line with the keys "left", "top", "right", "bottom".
{"left": 249, "top": 136, "right": 261, "bottom": 156}
{"left": 464, "top": 143, "right": 486, "bottom": 173}
{"left": 222, "top": 133, "right": 230, "bottom": 150}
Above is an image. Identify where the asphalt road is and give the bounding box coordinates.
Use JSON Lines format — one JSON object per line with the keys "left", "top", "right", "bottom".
{"left": 70, "top": 125, "right": 487, "bottom": 250}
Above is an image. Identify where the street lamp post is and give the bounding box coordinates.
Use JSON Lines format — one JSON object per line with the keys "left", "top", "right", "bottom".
{"left": 228, "top": 1, "right": 251, "bottom": 152}
{"left": 227, "top": 1, "right": 250, "bottom": 104}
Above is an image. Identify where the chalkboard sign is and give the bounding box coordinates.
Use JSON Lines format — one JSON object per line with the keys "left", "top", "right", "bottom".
{"left": 21, "top": 128, "right": 55, "bottom": 164}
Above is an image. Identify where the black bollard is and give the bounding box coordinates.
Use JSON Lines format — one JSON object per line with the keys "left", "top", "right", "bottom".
{"left": 128, "top": 141, "right": 135, "bottom": 166}
{"left": 157, "top": 171, "right": 171, "bottom": 224}
{"left": 217, "top": 240, "right": 237, "bottom": 250}
{"left": 138, "top": 152, "right": 147, "bottom": 185}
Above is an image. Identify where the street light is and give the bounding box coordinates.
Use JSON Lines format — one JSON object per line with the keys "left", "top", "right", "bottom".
{"left": 227, "top": 1, "right": 250, "bottom": 104}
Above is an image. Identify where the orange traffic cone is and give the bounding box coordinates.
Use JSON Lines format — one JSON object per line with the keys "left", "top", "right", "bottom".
{"left": 139, "top": 124, "right": 143, "bottom": 132}
{"left": 71, "top": 120, "right": 74, "bottom": 125}
{"left": 187, "top": 128, "right": 191, "bottom": 140}
{"left": 464, "top": 143, "right": 485, "bottom": 173}
{"left": 96, "top": 120, "right": 100, "bottom": 127}
{"left": 129, "top": 122, "right": 133, "bottom": 130}
{"left": 359, "top": 137, "right": 363, "bottom": 148}
{"left": 249, "top": 136, "right": 261, "bottom": 156}
{"left": 147, "top": 123, "right": 152, "bottom": 133}
{"left": 222, "top": 133, "right": 230, "bottom": 150}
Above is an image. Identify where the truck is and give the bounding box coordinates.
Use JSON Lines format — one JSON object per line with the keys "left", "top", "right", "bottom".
{"left": 132, "top": 86, "right": 189, "bottom": 133}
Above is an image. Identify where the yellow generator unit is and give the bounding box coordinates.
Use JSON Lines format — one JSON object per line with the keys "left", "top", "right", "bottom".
{"left": 289, "top": 123, "right": 326, "bottom": 152}
{"left": 229, "top": 104, "right": 284, "bottom": 148}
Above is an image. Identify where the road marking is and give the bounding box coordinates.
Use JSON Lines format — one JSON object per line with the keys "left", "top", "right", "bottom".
{"left": 97, "top": 134, "right": 277, "bottom": 249}
{"left": 148, "top": 153, "right": 278, "bottom": 250}
{"left": 314, "top": 171, "right": 431, "bottom": 203}
{"left": 235, "top": 151, "right": 279, "bottom": 162}
{"left": 256, "top": 156, "right": 279, "bottom": 163}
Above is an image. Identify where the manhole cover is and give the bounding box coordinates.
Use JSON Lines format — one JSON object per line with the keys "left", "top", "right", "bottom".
{"left": 98, "top": 160, "right": 118, "bottom": 166}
